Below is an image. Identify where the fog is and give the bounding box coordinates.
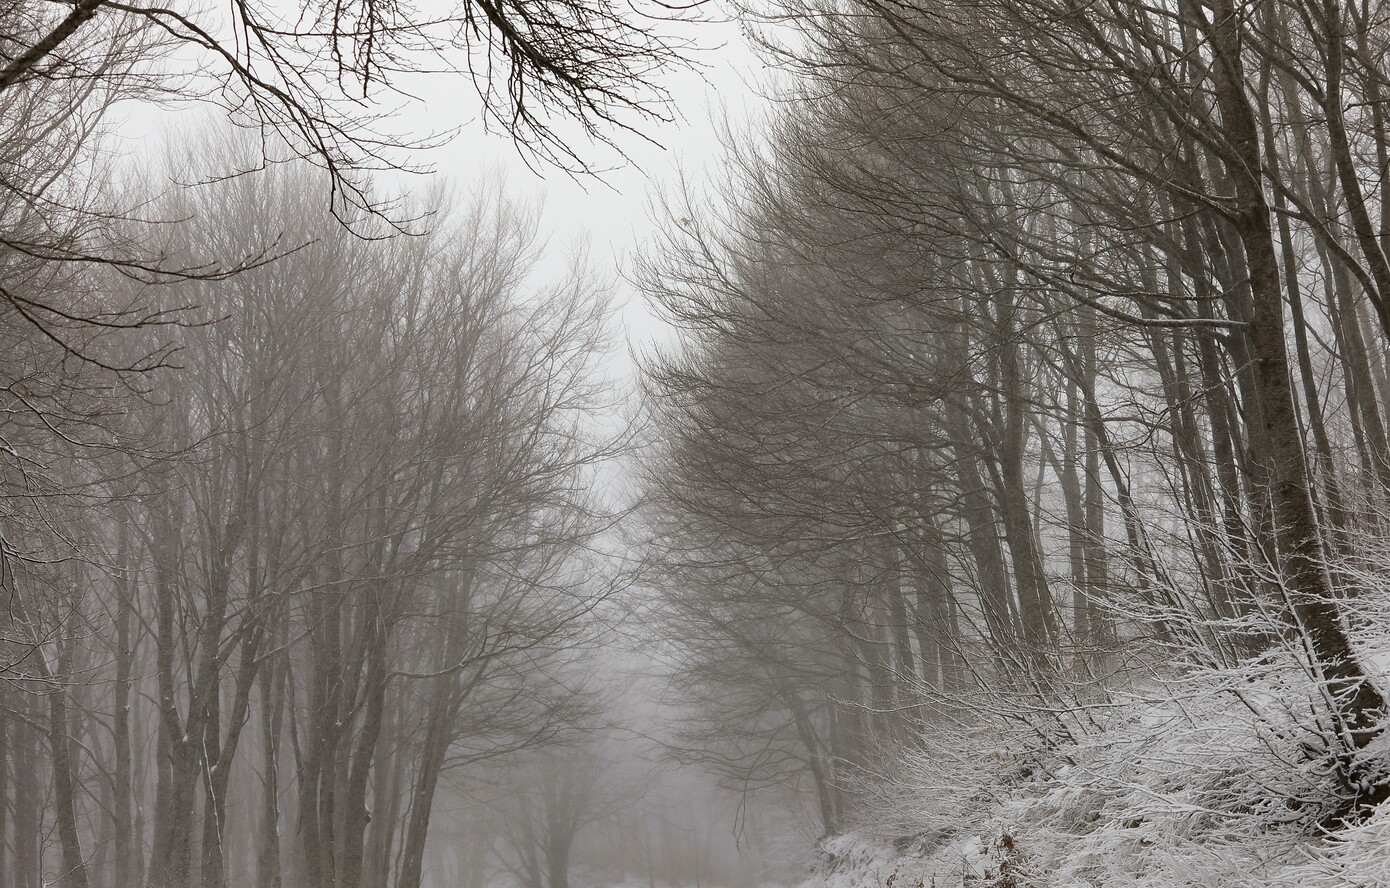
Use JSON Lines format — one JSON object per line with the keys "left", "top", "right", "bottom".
{"left": 12, "top": 1, "right": 1390, "bottom": 887}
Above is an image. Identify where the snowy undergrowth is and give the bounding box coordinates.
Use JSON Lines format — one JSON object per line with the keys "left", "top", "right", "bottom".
{"left": 804, "top": 650, "right": 1390, "bottom": 888}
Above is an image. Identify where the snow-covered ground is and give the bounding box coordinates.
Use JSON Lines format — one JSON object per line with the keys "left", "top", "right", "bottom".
{"left": 799, "top": 650, "right": 1390, "bottom": 888}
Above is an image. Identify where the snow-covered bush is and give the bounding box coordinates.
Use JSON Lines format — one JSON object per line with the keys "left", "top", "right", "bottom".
{"left": 805, "top": 549, "right": 1390, "bottom": 888}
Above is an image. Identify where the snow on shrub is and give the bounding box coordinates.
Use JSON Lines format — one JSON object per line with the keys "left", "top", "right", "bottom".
{"left": 804, "top": 645, "right": 1390, "bottom": 888}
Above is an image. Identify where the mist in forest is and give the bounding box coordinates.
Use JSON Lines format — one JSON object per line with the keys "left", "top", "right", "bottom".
{"left": 15, "top": 0, "right": 1390, "bottom": 886}
{"left": 0, "top": 98, "right": 810, "bottom": 883}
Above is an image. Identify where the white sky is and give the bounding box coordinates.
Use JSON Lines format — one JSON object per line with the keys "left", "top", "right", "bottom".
{"left": 411, "top": 13, "right": 772, "bottom": 354}
{"left": 108, "top": 5, "right": 774, "bottom": 402}
{"left": 349, "top": 10, "right": 783, "bottom": 417}
{"left": 394, "top": 12, "right": 773, "bottom": 355}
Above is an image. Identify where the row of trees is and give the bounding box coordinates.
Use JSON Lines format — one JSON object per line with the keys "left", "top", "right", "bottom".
{"left": 0, "top": 4, "right": 832, "bottom": 885}
{"left": 640, "top": 0, "right": 1390, "bottom": 835}
{"left": 0, "top": 135, "right": 629, "bottom": 887}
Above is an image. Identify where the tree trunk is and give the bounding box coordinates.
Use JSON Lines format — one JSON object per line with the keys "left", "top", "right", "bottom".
{"left": 1204, "top": 0, "right": 1387, "bottom": 807}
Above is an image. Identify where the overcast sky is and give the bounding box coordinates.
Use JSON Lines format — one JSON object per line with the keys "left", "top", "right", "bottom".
{"left": 109, "top": 9, "right": 770, "bottom": 388}
{"left": 405, "top": 12, "right": 772, "bottom": 355}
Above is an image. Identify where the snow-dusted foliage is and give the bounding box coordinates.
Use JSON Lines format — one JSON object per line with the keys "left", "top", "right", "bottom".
{"left": 806, "top": 622, "right": 1390, "bottom": 888}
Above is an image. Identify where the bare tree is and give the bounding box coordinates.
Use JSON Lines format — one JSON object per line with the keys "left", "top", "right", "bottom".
{"left": 0, "top": 126, "right": 631, "bottom": 887}
{"left": 637, "top": 0, "right": 1390, "bottom": 832}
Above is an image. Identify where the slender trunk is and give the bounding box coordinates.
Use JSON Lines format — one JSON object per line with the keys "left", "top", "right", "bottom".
{"left": 1046, "top": 380, "right": 1091, "bottom": 659}
{"left": 787, "top": 695, "right": 838, "bottom": 834}
{"left": 991, "top": 283, "right": 1055, "bottom": 649}
{"left": 257, "top": 651, "right": 285, "bottom": 888}
{"left": 946, "top": 396, "right": 1021, "bottom": 649}
{"left": 341, "top": 600, "right": 389, "bottom": 888}
{"left": 883, "top": 541, "right": 916, "bottom": 704}
{"left": 13, "top": 703, "right": 41, "bottom": 888}
{"left": 113, "top": 545, "right": 134, "bottom": 888}
{"left": 395, "top": 680, "right": 455, "bottom": 888}
{"left": 45, "top": 648, "right": 89, "bottom": 888}
{"left": 0, "top": 710, "right": 7, "bottom": 888}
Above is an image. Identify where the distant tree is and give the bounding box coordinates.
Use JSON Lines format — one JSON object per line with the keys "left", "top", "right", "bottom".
{"left": 492, "top": 732, "right": 645, "bottom": 888}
